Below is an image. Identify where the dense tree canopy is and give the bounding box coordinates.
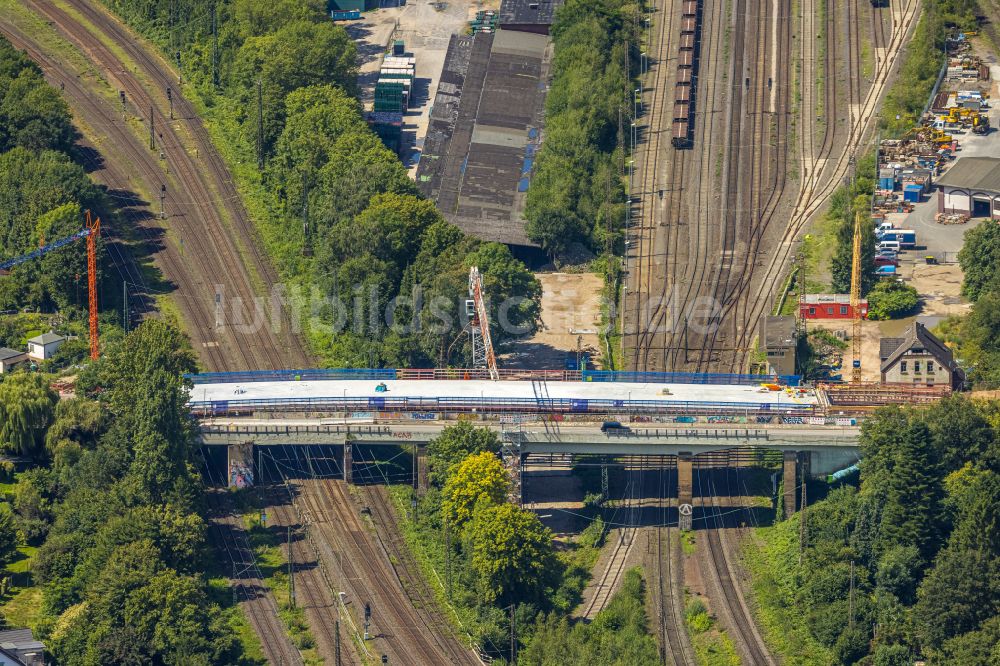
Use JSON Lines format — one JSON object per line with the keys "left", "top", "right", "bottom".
{"left": 524, "top": 0, "right": 635, "bottom": 256}
{"left": 442, "top": 452, "right": 509, "bottom": 528}
{"left": 0, "top": 373, "right": 58, "bottom": 457}
{"left": 958, "top": 221, "right": 1000, "bottom": 302}
{"left": 773, "top": 398, "right": 1000, "bottom": 663}
{"left": 0, "top": 39, "right": 75, "bottom": 154}
{"left": 20, "top": 322, "right": 240, "bottom": 663}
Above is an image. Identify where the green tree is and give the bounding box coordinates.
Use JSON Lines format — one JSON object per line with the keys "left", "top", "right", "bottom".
{"left": 44, "top": 397, "right": 110, "bottom": 468}
{"left": 0, "top": 38, "right": 75, "bottom": 153}
{"left": 937, "top": 615, "right": 1000, "bottom": 665}
{"left": 923, "top": 396, "right": 997, "bottom": 473}
{"left": 866, "top": 280, "right": 920, "bottom": 320}
{"left": 468, "top": 502, "right": 558, "bottom": 605}
{"left": 962, "top": 289, "right": 1000, "bottom": 388}
{"left": 442, "top": 452, "right": 508, "bottom": 528}
{"left": 872, "top": 643, "right": 911, "bottom": 666}
{"left": 830, "top": 194, "right": 877, "bottom": 296}
{"left": 0, "top": 503, "right": 20, "bottom": 566}
{"left": 427, "top": 422, "right": 501, "bottom": 485}
{"left": 914, "top": 544, "right": 1000, "bottom": 649}
{"left": 958, "top": 220, "right": 1000, "bottom": 301}
{"left": 234, "top": 20, "right": 357, "bottom": 151}
{"left": 878, "top": 418, "right": 944, "bottom": 559}
{"left": 0, "top": 372, "right": 58, "bottom": 457}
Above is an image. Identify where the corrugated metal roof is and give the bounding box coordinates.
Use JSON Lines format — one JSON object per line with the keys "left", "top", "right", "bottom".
{"left": 499, "top": 0, "right": 563, "bottom": 27}
{"left": 415, "top": 29, "right": 547, "bottom": 248}
{"left": 935, "top": 156, "right": 1000, "bottom": 191}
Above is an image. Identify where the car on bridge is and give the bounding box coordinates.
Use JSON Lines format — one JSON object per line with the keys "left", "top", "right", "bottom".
{"left": 601, "top": 421, "right": 631, "bottom": 434}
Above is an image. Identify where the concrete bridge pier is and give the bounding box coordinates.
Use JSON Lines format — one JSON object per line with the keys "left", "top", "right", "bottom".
{"left": 344, "top": 442, "right": 353, "bottom": 484}
{"left": 415, "top": 446, "right": 429, "bottom": 493}
{"left": 678, "top": 452, "right": 693, "bottom": 530}
{"left": 783, "top": 451, "right": 811, "bottom": 519}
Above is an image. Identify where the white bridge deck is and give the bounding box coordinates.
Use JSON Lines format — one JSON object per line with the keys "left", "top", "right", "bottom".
{"left": 189, "top": 378, "right": 818, "bottom": 409}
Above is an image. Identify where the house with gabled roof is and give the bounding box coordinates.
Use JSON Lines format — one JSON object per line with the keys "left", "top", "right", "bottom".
{"left": 880, "top": 322, "right": 963, "bottom": 389}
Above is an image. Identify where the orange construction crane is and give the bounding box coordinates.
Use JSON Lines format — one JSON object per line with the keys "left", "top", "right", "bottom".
{"left": 0, "top": 210, "right": 101, "bottom": 360}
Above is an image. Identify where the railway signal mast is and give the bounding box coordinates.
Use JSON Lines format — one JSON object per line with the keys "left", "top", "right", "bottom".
{"left": 0, "top": 210, "right": 101, "bottom": 360}
{"left": 468, "top": 266, "right": 499, "bottom": 381}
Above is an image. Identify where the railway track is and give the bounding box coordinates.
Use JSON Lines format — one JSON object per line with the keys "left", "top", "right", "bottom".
{"left": 348, "top": 448, "right": 482, "bottom": 665}
{"left": 0, "top": 7, "right": 319, "bottom": 643}
{"left": 269, "top": 497, "right": 352, "bottom": 665}
{"left": 580, "top": 468, "right": 641, "bottom": 618}
{"left": 6, "top": 0, "right": 309, "bottom": 371}
{"left": 297, "top": 472, "right": 472, "bottom": 666}
{"left": 654, "top": 463, "right": 696, "bottom": 666}
{"left": 695, "top": 462, "right": 775, "bottom": 666}
{"left": 726, "top": 0, "right": 920, "bottom": 367}
{"left": 629, "top": 0, "right": 919, "bottom": 374}
{"left": 200, "top": 457, "right": 305, "bottom": 666}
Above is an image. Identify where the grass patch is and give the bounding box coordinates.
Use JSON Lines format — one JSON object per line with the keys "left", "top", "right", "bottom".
{"left": 0, "top": 544, "right": 43, "bottom": 633}
{"left": 740, "top": 515, "right": 834, "bottom": 665}
{"left": 684, "top": 596, "right": 740, "bottom": 666}
{"left": 0, "top": 587, "right": 43, "bottom": 631}
{"left": 680, "top": 530, "right": 696, "bottom": 556}
{"left": 242, "top": 512, "right": 323, "bottom": 665}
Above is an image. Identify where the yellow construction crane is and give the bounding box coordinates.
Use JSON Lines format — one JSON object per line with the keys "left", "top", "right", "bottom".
{"left": 850, "top": 211, "right": 863, "bottom": 383}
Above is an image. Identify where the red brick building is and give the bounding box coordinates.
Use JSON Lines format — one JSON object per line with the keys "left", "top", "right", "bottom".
{"left": 799, "top": 294, "right": 868, "bottom": 320}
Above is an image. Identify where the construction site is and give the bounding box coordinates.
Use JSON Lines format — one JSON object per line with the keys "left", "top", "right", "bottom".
{"left": 1, "top": 0, "right": 997, "bottom": 664}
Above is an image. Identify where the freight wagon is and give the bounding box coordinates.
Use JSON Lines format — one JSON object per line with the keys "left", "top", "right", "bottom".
{"left": 673, "top": 0, "right": 701, "bottom": 148}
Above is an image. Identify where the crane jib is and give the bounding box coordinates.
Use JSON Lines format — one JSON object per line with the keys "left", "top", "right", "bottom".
{"left": 0, "top": 228, "right": 93, "bottom": 271}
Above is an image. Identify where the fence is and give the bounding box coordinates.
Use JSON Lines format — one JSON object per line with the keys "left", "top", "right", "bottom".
{"left": 187, "top": 367, "right": 801, "bottom": 386}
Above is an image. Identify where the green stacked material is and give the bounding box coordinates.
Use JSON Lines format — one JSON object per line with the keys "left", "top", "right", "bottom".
{"left": 471, "top": 9, "right": 498, "bottom": 32}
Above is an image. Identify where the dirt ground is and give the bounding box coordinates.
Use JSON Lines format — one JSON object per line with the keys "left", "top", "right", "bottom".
{"left": 346, "top": 0, "right": 487, "bottom": 172}
{"left": 807, "top": 319, "right": 896, "bottom": 382}
{"left": 506, "top": 272, "right": 605, "bottom": 369}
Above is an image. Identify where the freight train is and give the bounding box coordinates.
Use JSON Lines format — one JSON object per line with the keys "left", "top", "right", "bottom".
{"left": 672, "top": 0, "right": 701, "bottom": 148}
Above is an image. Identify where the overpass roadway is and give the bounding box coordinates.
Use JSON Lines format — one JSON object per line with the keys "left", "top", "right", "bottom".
{"left": 199, "top": 419, "right": 860, "bottom": 476}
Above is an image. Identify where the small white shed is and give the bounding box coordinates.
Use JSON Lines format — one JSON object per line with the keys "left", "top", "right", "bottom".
{"left": 26, "top": 332, "right": 66, "bottom": 361}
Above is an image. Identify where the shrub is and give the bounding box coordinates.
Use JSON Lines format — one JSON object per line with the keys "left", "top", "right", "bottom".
{"left": 867, "top": 281, "right": 919, "bottom": 320}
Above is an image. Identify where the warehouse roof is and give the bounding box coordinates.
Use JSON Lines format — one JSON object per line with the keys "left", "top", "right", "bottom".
{"left": 416, "top": 31, "right": 550, "bottom": 247}
{"left": 499, "top": 0, "right": 563, "bottom": 29}
{"left": 935, "top": 157, "right": 1000, "bottom": 191}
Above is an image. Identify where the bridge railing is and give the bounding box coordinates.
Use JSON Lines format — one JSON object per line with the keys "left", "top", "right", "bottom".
{"left": 189, "top": 394, "right": 816, "bottom": 418}
{"left": 186, "top": 367, "right": 801, "bottom": 386}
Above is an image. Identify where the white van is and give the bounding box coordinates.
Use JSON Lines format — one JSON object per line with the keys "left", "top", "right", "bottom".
{"left": 878, "top": 240, "right": 901, "bottom": 252}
